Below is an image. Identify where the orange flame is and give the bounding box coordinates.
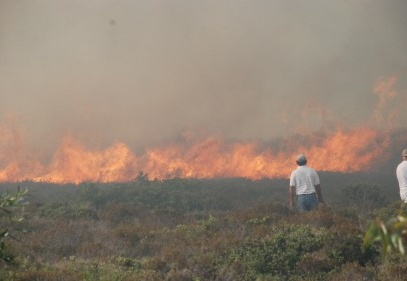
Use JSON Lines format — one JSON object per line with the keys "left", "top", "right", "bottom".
{"left": 0, "top": 76, "right": 400, "bottom": 184}
{"left": 0, "top": 126, "right": 391, "bottom": 184}
{"left": 33, "top": 136, "right": 138, "bottom": 184}
{"left": 140, "top": 127, "right": 390, "bottom": 180}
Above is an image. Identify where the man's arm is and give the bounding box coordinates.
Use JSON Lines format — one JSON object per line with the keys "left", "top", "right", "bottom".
{"left": 315, "top": 184, "right": 324, "bottom": 203}
{"left": 289, "top": 186, "right": 296, "bottom": 208}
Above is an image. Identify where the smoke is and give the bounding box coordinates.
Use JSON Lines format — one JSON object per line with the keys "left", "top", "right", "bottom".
{"left": 0, "top": 0, "right": 406, "bottom": 155}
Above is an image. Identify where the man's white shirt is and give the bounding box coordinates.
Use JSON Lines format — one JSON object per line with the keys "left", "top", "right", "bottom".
{"left": 397, "top": 161, "right": 407, "bottom": 202}
{"left": 290, "top": 165, "right": 320, "bottom": 195}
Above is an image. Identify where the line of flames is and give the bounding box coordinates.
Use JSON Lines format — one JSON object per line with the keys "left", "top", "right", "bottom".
{"left": 0, "top": 126, "right": 393, "bottom": 184}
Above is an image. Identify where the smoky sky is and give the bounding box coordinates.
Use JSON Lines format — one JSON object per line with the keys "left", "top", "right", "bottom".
{"left": 1, "top": 0, "right": 406, "bottom": 154}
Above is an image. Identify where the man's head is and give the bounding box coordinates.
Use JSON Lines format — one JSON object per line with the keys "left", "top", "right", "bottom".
{"left": 402, "top": 148, "right": 407, "bottom": 160}
{"left": 296, "top": 154, "right": 307, "bottom": 166}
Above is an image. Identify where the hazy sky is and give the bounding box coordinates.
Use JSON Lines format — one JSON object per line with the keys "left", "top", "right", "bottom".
{"left": 1, "top": 0, "right": 406, "bottom": 154}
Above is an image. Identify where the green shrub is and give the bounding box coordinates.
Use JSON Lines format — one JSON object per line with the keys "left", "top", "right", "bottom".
{"left": 327, "top": 234, "right": 378, "bottom": 266}
{"left": 327, "top": 262, "right": 375, "bottom": 281}
{"left": 11, "top": 269, "right": 82, "bottom": 281}
{"left": 223, "top": 224, "right": 327, "bottom": 280}
{"left": 0, "top": 188, "right": 27, "bottom": 263}
{"left": 36, "top": 202, "right": 98, "bottom": 220}
{"left": 376, "top": 255, "right": 407, "bottom": 281}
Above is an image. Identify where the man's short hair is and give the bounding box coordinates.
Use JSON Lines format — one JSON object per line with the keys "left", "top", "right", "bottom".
{"left": 296, "top": 154, "right": 307, "bottom": 165}
{"left": 403, "top": 148, "right": 407, "bottom": 158}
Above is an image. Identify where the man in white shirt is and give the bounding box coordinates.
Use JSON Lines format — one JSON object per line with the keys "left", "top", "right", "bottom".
{"left": 396, "top": 148, "right": 407, "bottom": 202}
{"left": 289, "top": 154, "right": 324, "bottom": 212}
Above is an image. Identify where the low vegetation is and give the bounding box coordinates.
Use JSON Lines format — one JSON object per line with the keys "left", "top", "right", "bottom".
{"left": 0, "top": 172, "right": 406, "bottom": 280}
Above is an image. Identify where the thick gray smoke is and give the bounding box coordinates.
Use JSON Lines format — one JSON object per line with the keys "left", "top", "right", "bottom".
{"left": 0, "top": 0, "right": 406, "bottom": 155}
